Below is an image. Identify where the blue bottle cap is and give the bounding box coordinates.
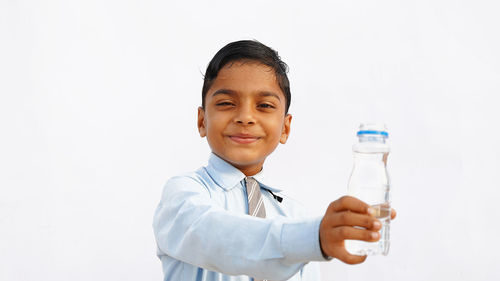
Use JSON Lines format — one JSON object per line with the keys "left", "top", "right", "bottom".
{"left": 356, "top": 123, "right": 389, "bottom": 138}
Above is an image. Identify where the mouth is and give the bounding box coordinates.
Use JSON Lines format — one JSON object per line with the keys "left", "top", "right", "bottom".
{"left": 228, "top": 134, "right": 261, "bottom": 144}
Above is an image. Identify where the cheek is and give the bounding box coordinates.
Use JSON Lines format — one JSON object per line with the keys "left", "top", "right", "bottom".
{"left": 205, "top": 114, "right": 227, "bottom": 135}
{"left": 266, "top": 119, "right": 285, "bottom": 137}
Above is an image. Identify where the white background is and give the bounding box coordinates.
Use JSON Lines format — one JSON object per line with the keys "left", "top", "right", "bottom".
{"left": 1, "top": 1, "right": 499, "bottom": 280}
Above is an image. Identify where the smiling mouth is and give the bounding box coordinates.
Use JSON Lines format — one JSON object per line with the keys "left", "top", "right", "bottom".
{"left": 228, "top": 135, "right": 260, "bottom": 144}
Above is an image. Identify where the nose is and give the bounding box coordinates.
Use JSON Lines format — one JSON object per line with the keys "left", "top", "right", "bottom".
{"left": 234, "top": 104, "right": 256, "bottom": 125}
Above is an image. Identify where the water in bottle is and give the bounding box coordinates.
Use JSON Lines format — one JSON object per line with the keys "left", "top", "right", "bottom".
{"left": 344, "top": 123, "right": 391, "bottom": 256}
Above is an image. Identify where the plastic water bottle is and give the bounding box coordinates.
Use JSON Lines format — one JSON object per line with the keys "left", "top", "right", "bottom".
{"left": 345, "top": 123, "right": 391, "bottom": 256}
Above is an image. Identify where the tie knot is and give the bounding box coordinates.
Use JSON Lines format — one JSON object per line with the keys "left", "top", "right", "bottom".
{"left": 245, "top": 176, "right": 256, "bottom": 184}
{"left": 245, "top": 177, "right": 258, "bottom": 192}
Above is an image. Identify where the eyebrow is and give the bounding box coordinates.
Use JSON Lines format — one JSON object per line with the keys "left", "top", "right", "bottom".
{"left": 212, "top": 89, "right": 237, "bottom": 97}
{"left": 212, "top": 89, "right": 281, "bottom": 101}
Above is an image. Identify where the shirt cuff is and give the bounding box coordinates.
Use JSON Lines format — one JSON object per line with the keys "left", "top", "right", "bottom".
{"left": 281, "top": 216, "right": 329, "bottom": 262}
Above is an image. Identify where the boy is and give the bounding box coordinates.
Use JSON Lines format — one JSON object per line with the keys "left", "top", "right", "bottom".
{"left": 153, "top": 40, "right": 396, "bottom": 281}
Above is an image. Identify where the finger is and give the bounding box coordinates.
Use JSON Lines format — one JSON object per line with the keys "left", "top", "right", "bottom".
{"left": 329, "top": 196, "right": 371, "bottom": 214}
{"left": 391, "top": 208, "right": 397, "bottom": 220}
{"left": 335, "top": 245, "right": 367, "bottom": 265}
{"left": 333, "top": 226, "right": 380, "bottom": 242}
{"left": 330, "top": 211, "right": 381, "bottom": 230}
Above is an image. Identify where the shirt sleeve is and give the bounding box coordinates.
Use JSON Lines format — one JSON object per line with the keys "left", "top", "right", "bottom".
{"left": 152, "top": 175, "right": 327, "bottom": 281}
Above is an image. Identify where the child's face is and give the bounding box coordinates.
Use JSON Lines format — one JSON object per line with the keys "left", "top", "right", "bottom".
{"left": 198, "top": 60, "right": 292, "bottom": 176}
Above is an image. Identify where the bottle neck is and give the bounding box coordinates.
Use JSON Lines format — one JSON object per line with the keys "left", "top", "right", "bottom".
{"left": 358, "top": 134, "right": 387, "bottom": 144}
{"left": 353, "top": 135, "right": 390, "bottom": 154}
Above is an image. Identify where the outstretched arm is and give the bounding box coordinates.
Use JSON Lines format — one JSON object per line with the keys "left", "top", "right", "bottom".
{"left": 153, "top": 176, "right": 327, "bottom": 280}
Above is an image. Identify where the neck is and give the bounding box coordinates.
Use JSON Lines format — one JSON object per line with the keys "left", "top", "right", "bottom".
{"left": 235, "top": 163, "right": 263, "bottom": 176}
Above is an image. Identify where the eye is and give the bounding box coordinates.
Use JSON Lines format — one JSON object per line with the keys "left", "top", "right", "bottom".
{"left": 216, "top": 101, "right": 235, "bottom": 106}
{"left": 258, "top": 103, "right": 275, "bottom": 109}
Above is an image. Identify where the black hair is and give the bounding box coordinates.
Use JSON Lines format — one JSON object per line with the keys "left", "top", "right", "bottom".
{"left": 202, "top": 40, "right": 291, "bottom": 113}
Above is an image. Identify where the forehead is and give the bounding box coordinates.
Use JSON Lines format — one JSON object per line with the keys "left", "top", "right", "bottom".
{"left": 208, "top": 61, "right": 285, "bottom": 99}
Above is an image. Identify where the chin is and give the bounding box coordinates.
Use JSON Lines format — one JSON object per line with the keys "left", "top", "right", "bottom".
{"left": 223, "top": 152, "right": 264, "bottom": 167}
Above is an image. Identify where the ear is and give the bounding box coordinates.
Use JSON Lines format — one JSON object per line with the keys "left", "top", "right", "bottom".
{"left": 279, "top": 113, "right": 292, "bottom": 144}
{"left": 197, "top": 107, "right": 207, "bottom": 138}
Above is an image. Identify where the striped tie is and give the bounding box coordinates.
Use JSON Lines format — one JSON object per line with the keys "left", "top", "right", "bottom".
{"left": 245, "top": 177, "right": 266, "bottom": 218}
{"left": 245, "top": 177, "right": 267, "bottom": 281}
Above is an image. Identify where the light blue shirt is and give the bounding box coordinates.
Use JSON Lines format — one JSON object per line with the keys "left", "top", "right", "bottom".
{"left": 153, "top": 153, "right": 327, "bottom": 281}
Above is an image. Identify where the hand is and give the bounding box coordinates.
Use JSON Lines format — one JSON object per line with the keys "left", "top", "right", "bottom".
{"left": 319, "top": 196, "right": 397, "bottom": 264}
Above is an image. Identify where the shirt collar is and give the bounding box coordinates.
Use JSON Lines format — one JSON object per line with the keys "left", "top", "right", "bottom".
{"left": 205, "top": 153, "right": 282, "bottom": 193}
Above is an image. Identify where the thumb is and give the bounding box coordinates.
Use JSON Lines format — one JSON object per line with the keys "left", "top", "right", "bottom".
{"left": 334, "top": 245, "right": 367, "bottom": 265}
